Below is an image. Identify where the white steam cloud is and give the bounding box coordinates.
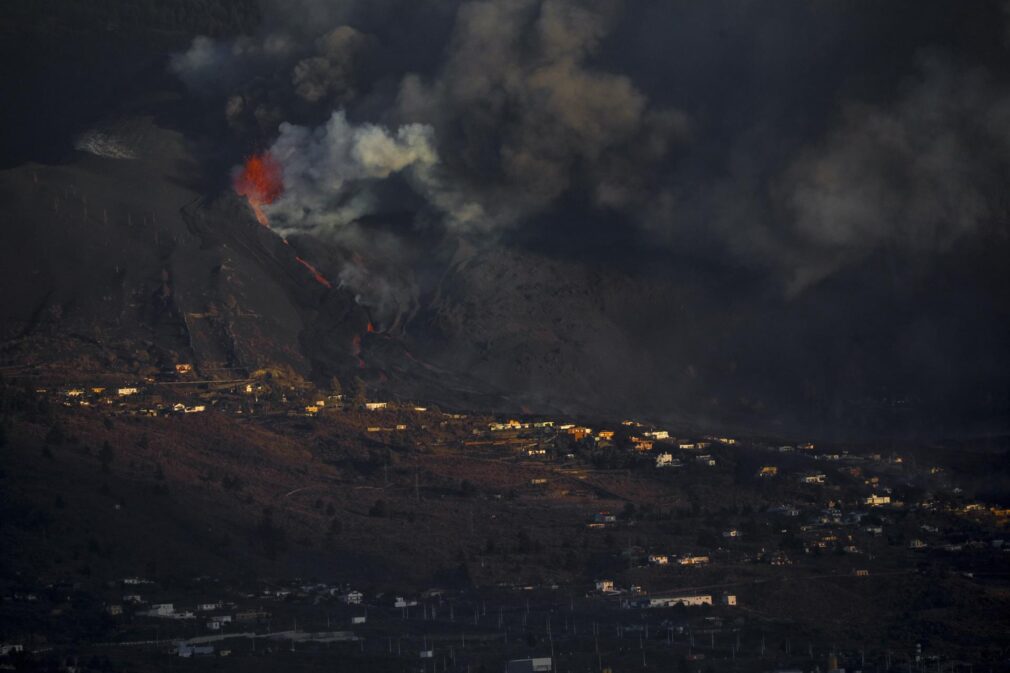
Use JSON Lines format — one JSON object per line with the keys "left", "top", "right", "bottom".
{"left": 262, "top": 110, "right": 479, "bottom": 235}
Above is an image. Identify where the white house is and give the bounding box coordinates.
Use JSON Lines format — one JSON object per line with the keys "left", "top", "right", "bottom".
{"left": 342, "top": 590, "right": 364, "bottom": 604}
{"left": 865, "top": 494, "right": 891, "bottom": 506}
{"left": 595, "top": 579, "right": 616, "bottom": 593}
{"left": 507, "top": 657, "right": 553, "bottom": 672}
{"left": 655, "top": 452, "right": 679, "bottom": 468}
{"left": 117, "top": 387, "right": 139, "bottom": 396}
{"left": 365, "top": 402, "right": 388, "bottom": 411}
{"left": 648, "top": 554, "right": 670, "bottom": 565}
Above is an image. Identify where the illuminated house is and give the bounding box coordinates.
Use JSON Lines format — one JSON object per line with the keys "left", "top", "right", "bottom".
{"left": 865, "top": 494, "right": 891, "bottom": 506}
{"left": 595, "top": 579, "right": 616, "bottom": 593}
{"left": 632, "top": 438, "right": 654, "bottom": 451}
{"left": 757, "top": 466, "right": 779, "bottom": 477}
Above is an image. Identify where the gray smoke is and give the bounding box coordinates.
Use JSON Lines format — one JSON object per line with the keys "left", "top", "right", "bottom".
{"left": 169, "top": 0, "right": 1010, "bottom": 302}
{"left": 780, "top": 56, "right": 1010, "bottom": 293}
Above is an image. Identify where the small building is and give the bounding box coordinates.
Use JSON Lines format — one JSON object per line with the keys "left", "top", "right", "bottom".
{"left": 342, "top": 590, "right": 364, "bottom": 605}
{"left": 648, "top": 554, "right": 670, "bottom": 565}
{"left": 507, "top": 657, "right": 553, "bottom": 672}
{"left": 721, "top": 594, "right": 737, "bottom": 606}
{"left": 593, "top": 512, "right": 617, "bottom": 524}
{"left": 117, "top": 387, "right": 139, "bottom": 396}
{"left": 365, "top": 402, "right": 388, "bottom": 411}
{"left": 595, "top": 579, "right": 616, "bottom": 593}
{"left": 722, "top": 529, "right": 743, "bottom": 539}
{"left": 351, "top": 615, "right": 367, "bottom": 624}
{"left": 865, "top": 494, "right": 891, "bottom": 506}
{"left": 644, "top": 430, "right": 670, "bottom": 440}
{"left": 678, "top": 555, "right": 710, "bottom": 566}
{"left": 757, "top": 466, "right": 779, "bottom": 477}
{"left": 632, "top": 438, "right": 654, "bottom": 451}
{"left": 655, "top": 452, "right": 678, "bottom": 468}
{"left": 175, "top": 363, "right": 193, "bottom": 374}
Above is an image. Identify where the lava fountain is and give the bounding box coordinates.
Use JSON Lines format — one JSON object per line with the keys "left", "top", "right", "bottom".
{"left": 234, "top": 153, "right": 283, "bottom": 226}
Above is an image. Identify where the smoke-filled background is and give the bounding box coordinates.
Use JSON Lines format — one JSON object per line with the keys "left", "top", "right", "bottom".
{"left": 2, "top": 0, "right": 1009, "bottom": 438}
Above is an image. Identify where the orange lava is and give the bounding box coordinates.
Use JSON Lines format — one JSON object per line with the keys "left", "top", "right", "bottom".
{"left": 366, "top": 322, "right": 375, "bottom": 333}
{"left": 234, "top": 153, "right": 283, "bottom": 226}
{"left": 294, "top": 256, "right": 332, "bottom": 288}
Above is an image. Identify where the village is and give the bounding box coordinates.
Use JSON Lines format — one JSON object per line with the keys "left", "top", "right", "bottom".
{"left": 1, "top": 369, "right": 1009, "bottom": 673}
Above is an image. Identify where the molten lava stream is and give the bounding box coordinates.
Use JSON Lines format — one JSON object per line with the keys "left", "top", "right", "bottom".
{"left": 234, "top": 153, "right": 283, "bottom": 227}
{"left": 294, "top": 256, "right": 332, "bottom": 288}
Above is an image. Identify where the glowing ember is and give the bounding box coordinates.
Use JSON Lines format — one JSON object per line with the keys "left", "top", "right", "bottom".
{"left": 366, "top": 322, "right": 375, "bottom": 333}
{"left": 234, "top": 153, "right": 283, "bottom": 226}
{"left": 294, "top": 256, "right": 332, "bottom": 288}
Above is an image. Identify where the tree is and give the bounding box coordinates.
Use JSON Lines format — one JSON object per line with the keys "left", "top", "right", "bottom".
{"left": 99, "top": 441, "right": 114, "bottom": 472}
{"left": 352, "top": 376, "right": 367, "bottom": 408}
{"left": 255, "top": 507, "right": 287, "bottom": 559}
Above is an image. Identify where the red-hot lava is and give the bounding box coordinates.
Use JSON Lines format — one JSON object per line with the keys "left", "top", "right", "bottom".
{"left": 366, "top": 321, "right": 375, "bottom": 333}
{"left": 234, "top": 153, "right": 283, "bottom": 226}
{"left": 294, "top": 256, "right": 332, "bottom": 288}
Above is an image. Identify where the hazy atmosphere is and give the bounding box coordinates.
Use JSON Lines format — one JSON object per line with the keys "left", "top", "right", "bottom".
{"left": 1, "top": 2, "right": 1009, "bottom": 672}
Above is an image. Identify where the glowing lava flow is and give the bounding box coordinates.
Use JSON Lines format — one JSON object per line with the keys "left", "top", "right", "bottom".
{"left": 294, "top": 256, "right": 332, "bottom": 288}
{"left": 234, "top": 153, "right": 283, "bottom": 226}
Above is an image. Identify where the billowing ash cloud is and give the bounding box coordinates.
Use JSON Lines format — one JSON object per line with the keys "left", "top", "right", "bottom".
{"left": 262, "top": 111, "right": 442, "bottom": 233}
{"left": 779, "top": 56, "right": 1010, "bottom": 292}
{"left": 292, "top": 27, "right": 373, "bottom": 104}
{"left": 393, "top": 0, "right": 690, "bottom": 227}
{"left": 169, "top": 0, "right": 1010, "bottom": 298}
